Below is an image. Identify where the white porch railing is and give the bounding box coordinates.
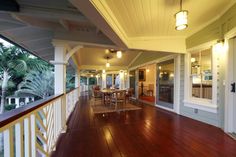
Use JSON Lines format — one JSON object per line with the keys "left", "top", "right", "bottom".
{"left": 0, "top": 87, "right": 79, "bottom": 157}
{"left": 66, "top": 88, "right": 79, "bottom": 119}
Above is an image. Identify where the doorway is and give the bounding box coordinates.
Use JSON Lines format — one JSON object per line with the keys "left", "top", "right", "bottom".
{"left": 156, "top": 59, "right": 174, "bottom": 109}
{"left": 226, "top": 37, "right": 236, "bottom": 135}
{"left": 231, "top": 38, "right": 236, "bottom": 134}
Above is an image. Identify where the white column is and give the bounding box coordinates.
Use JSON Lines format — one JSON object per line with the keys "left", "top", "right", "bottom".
{"left": 112, "top": 74, "right": 114, "bottom": 87}
{"left": 53, "top": 43, "right": 67, "bottom": 95}
{"left": 25, "top": 97, "right": 29, "bottom": 104}
{"left": 86, "top": 77, "right": 89, "bottom": 91}
{"left": 119, "top": 70, "right": 125, "bottom": 90}
{"left": 8, "top": 98, "right": 11, "bottom": 104}
{"left": 135, "top": 69, "right": 139, "bottom": 98}
{"left": 15, "top": 98, "right": 20, "bottom": 108}
{"left": 75, "top": 72, "right": 79, "bottom": 88}
{"left": 52, "top": 42, "right": 67, "bottom": 131}
{"left": 31, "top": 97, "right": 34, "bottom": 102}
{"left": 102, "top": 73, "right": 106, "bottom": 89}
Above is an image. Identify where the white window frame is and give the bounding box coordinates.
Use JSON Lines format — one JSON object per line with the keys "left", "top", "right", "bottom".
{"left": 184, "top": 41, "right": 218, "bottom": 113}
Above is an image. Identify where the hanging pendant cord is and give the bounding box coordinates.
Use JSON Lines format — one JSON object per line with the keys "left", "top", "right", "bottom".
{"left": 180, "top": 0, "right": 182, "bottom": 11}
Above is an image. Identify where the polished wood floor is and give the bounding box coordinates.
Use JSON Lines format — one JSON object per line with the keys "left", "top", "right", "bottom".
{"left": 52, "top": 93, "right": 236, "bottom": 157}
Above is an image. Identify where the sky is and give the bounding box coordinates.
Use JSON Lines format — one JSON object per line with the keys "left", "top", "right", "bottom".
{"left": 0, "top": 38, "right": 13, "bottom": 47}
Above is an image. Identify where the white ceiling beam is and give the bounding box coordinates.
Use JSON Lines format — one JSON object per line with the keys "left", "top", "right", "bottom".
{"left": 78, "top": 65, "right": 128, "bottom": 71}
{"left": 11, "top": 14, "right": 63, "bottom": 30}
{"left": 69, "top": 0, "right": 127, "bottom": 48}
{"left": 59, "top": 19, "right": 70, "bottom": 31}
{"left": 19, "top": 4, "right": 86, "bottom": 22}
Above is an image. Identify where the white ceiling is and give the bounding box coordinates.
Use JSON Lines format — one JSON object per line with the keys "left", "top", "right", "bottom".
{"left": 75, "top": 47, "right": 140, "bottom": 67}
{"left": 72, "top": 0, "right": 236, "bottom": 53}
{"left": 96, "top": 0, "right": 235, "bottom": 37}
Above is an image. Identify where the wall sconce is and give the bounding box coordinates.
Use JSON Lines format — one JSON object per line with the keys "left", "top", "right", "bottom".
{"left": 213, "top": 40, "right": 224, "bottom": 54}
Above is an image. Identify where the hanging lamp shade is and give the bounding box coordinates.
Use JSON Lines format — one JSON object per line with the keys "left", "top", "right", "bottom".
{"left": 175, "top": 0, "right": 188, "bottom": 31}
{"left": 117, "top": 51, "right": 122, "bottom": 58}
{"left": 175, "top": 10, "right": 188, "bottom": 30}
{"left": 106, "top": 62, "right": 110, "bottom": 67}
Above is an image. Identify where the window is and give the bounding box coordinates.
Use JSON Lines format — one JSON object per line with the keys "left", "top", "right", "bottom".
{"left": 190, "top": 48, "right": 212, "bottom": 100}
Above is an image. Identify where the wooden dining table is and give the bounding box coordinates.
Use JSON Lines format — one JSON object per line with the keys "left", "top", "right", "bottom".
{"left": 100, "top": 89, "right": 125, "bottom": 105}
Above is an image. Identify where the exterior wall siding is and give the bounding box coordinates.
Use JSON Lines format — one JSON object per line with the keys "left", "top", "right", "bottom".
{"left": 179, "top": 54, "right": 225, "bottom": 128}
{"left": 186, "top": 3, "right": 236, "bottom": 48}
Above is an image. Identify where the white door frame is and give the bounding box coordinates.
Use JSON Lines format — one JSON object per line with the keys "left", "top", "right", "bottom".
{"left": 224, "top": 27, "right": 236, "bottom": 132}
{"left": 155, "top": 55, "right": 181, "bottom": 114}
{"left": 128, "top": 54, "right": 181, "bottom": 114}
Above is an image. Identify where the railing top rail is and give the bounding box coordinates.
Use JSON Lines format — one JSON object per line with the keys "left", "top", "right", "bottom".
{"left": 66, "top": 87, "right": 79, "bottom": 94}
{"left": 0, "top": 94, "right": 63, "bottom": 128}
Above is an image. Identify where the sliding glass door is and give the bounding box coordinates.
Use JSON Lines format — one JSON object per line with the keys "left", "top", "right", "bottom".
{"left": 156, "top": 59, "right": 174, "bottom": 109}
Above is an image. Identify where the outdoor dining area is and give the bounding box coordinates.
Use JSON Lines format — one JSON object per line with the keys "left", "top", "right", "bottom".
{"left": 90, "top": 85, "right": 141, "bottom": 114}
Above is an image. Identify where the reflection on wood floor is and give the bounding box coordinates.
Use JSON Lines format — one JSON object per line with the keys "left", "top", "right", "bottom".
{"left": 52, "top": 93, "right": 236, "bottom": 157}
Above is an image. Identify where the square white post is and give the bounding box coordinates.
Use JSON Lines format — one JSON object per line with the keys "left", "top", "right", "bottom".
{"left": 52, "top": 42, "right": 67, "bottom": 131}
{"left": 102, "top": 73, "right": 106, "bottom": 89}
{"left": 119, "top": 70, "right": 125, "bottom": 90}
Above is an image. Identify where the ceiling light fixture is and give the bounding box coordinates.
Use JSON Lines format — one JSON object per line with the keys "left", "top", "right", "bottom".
{"left": 117, "top": 51, "right": 122, "bottom": 58}
{"left": 106, "top": 56, "right": 110, "bottom": 67}
{"left": 175, "top": 0, "right": 188, "bottom": 31}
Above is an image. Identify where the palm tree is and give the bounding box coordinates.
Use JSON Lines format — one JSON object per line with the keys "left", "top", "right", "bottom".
{"left": 16, "top": 70, "right": 54, "bottom": 99}
{"left": 0, "top": 43, "right": 49, "bottom": 113}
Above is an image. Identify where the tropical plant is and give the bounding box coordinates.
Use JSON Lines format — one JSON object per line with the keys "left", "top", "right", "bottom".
{"left": 16, "top": 70, "right": 54, "bottom": 99}
{"left": 0, "top": 43, "right": 49, "bottom": 113}
{"left": 66, "top": 73, "right": 75, "bottom": 91}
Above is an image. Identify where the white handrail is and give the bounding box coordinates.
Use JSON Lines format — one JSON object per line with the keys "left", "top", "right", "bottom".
{"left": 0, "top": 87, "right": 79, "bottom": 157}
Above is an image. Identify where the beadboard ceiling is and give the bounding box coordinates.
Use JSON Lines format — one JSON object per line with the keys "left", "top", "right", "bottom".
{"left": 71, "top": 0, "right": 236, "bottom": 53}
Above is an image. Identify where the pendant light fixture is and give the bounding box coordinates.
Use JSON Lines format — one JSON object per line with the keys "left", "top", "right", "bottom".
{"left": 106, "top": 56, "right": 110, "bottom": 67}
{"left": 117, "top": 50, "right": 122, "bottom": 58}
{"left": 175, "top": 0, "right": 188, "bottom": 31}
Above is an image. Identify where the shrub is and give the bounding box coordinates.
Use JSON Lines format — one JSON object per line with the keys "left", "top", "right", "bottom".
{"left": 4, "top": 104, "right": 16, "bottom": 111}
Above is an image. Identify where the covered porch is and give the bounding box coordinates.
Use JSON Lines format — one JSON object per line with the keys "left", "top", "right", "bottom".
{"left": 1, "top": 0, "right": 236, "bottom": 156}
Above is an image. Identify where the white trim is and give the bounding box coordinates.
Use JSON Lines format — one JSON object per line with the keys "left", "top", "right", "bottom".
{"left": 183, "top": 99, "right": 218, "bottom": 113}
{"left": 225, "top": 26, "right": 236, "bottom": 40}
{"left": 155, "top": 104, "right": 175, "bottom": 113}
{"left": 184, "top": 41, "right": 218, "bottom": 113}
{"left": 128, "top": 51, "right": 142, "bottom": 67}
{"left": 224, "top": 37, "right": 236, "bottom": 132}
{"left": 129, "top": 54, "right": 177, "bottom": 71}
{"left": 128, "top": 54, "right": 181, "bottom": 114}
{"left": 174, "top": 55, "right": 181, "bottom": 114}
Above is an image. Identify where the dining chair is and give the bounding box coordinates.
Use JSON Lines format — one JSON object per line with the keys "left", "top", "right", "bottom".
{"left": 91, "top": 87, "right": 102, "bottom": 106}
{"left": 111, "top": 90, "right": 126, "bottom": 110}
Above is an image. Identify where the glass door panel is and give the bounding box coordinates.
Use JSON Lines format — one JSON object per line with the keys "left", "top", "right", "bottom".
{"left": 156, "top": 59, "right": 174, "bottom": 109}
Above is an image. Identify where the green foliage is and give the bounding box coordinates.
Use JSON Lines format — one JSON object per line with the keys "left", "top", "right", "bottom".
{"left": 89, "top": 77, "right": 96, "bottom": 85}
{"left": 4, "top": 104, "right": 16, "bottom": 111}
{"left": 16, "top": 70, "right": 54, "bottom": 99}
{"left": 66, "top": 73, "right": 75, "bottom": 91}
{"left": 80, "top": 76, "right": 87, "bottom": 85}
{"left": 0, "top": 43, "right": 53, "bottom": 101}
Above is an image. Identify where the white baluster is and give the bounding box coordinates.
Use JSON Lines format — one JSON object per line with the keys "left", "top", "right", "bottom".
{"left": 24, "top": 118, "right": 30, "bottom": 157}
{"left": 3, "top": 127, "right": 13, "bottom": 157}
{"left": 15, "top": 122, "right": 23, "bottom": 157}
{"left": 30, "top": 114, "right": 36, "bottom": 157}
